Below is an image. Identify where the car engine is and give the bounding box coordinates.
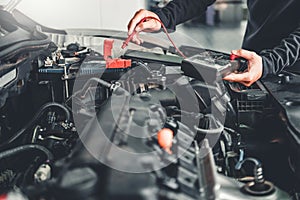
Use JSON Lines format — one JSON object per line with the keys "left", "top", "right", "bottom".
{"left": 0, "top": 5, "right": 299, "bottom": 200}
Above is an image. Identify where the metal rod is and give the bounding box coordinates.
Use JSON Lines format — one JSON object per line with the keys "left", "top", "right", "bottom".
{"left": 194, "top": 141, "right": 204, "bottom": 196}
{"left": 63, "top": 65, "right": 69, "bottom": 98}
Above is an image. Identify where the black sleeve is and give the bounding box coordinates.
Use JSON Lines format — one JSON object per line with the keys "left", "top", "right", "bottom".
{"left": 154, "top": 0, "right": 216, "bottom": 30}
{"left": 260, "top": 26, "right": 300, "bottom": 77}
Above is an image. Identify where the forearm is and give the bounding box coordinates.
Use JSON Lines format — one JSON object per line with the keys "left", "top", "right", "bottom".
{"left": 260, "top": 26, "right": 300, "bottom": 77}
{"left": 154, "top": 0, "right": 215, "bottom": 30}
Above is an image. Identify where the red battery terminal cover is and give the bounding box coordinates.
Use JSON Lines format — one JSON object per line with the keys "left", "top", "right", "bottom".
{"left": 103, "top": 39, "right": 131, "bottom": 69}
{"left": 106, "top": 59, "right": 131, "bottom": 69}
{"left": 0, "top": 194, "right": 7, "bottom": 200}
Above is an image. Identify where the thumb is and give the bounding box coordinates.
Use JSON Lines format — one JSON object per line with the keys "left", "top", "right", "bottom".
{"left": 232, "top": 49, "right": 255, "bottom": 60}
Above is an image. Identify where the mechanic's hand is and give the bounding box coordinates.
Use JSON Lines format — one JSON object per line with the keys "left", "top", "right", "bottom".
{"left": 127, "top": 9, "right": 162, "bottom": 45}
{"left": 223, "top": 49, "right": 263, "bottom": 87}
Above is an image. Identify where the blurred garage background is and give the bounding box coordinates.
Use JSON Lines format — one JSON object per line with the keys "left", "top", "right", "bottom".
{"left": 0, "top": 0, "right": 247, "bottom": 52}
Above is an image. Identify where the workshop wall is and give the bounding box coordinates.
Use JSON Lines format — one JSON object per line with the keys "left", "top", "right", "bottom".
{"left": 0, "top": 0, "right": 146, "bottom": 31}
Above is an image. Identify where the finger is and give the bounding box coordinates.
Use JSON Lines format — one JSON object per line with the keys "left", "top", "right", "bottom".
{"left": 231, "top": 49, "right": 256, "bottom": 60}
{"left": 224, "top": 76, "right": 253, "bottom": 87}
{"left": 136, "top": 34, "right": 144, "bottom": 44}
{"left": 224, "top": 75, "right": 254, "bottom": 87}
{"left": 127, "top": 11, "right": 146, "bottom": 35}
{"left": 132, "top": 33, "right": 142, "bottom": 45}
{"left": 136, "top": 20, "right": 160, "bottom": 32}
{"left": 239, "top": 81, "right": 253, "bottom": 87}
{"left": 128, "top": 18, "right": 140, "bottom": 35}
{"left": 132, "top": 34, "right": 143, "bottom": 45}
{"left": 223, "top": 72, "right": 252, "bottom": 82}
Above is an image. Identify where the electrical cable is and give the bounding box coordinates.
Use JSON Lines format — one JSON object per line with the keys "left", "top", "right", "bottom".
{"left": 65, "top": 77, "right": 127, "bottom": 116}
{"left": 194, "top": 120, "right": 224, "bottom": 134}
{"left": 0, "top": 144, "right": 53, "bottom": 162}
{"left": 194, "top": 114, "right": 224, "bottom": 134}
{"left": 0, "top": 102, "right": 70, "bottom": 147}
{"left": 122, "top": 16, "right": 187, "bottom": 58}
{"left": 79, "top": 77, "right": 112, "bottom": 98}
{"left": 235, "top": 157, "right": 264, "bottom": 184}
{"left": 31, "top": 125, "right": 41, "bottom": 143}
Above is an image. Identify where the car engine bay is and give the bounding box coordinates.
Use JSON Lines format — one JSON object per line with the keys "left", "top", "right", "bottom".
{"left": 0, "top": 6, "right": 300, "bottom": 200}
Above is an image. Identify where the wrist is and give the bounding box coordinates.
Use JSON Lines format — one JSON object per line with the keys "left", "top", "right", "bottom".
{"left": 260, "top": 54, "right": 273, "bottom": 78}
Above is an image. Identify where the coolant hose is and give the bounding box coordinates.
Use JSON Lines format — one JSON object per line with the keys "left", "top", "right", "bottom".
{"left": 0, "top": 144, "right": 53, "bottom": 161}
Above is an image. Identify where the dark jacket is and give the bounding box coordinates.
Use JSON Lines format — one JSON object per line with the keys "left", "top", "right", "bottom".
{"left": 154, "top": 0, "right": 300, "bottom": 77}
